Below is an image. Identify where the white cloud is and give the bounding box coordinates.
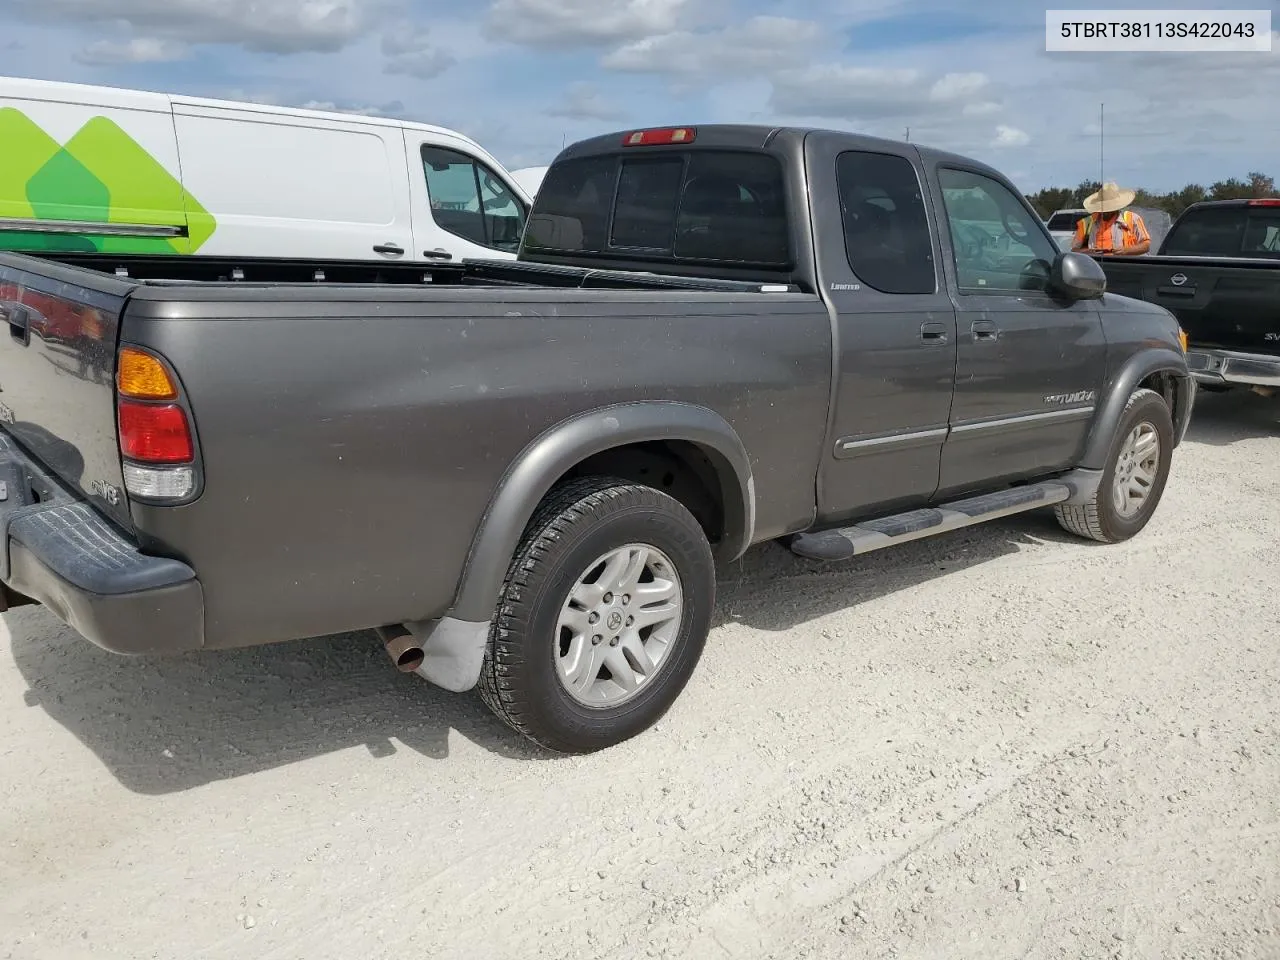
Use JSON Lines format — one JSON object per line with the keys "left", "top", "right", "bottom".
{"left": 547, "top": 82, "right": 625, "bottom": 122}
{"left": 769, "top": 64, "right": 997, "bottom": 123}
{"left": 75, "top": 36, "right": 188, "bottom": 65}
{"left": 485, "top": 0, "right": 713, "bottom": 48}
{"left": 10, "top": 0, "right": 380, "bottom": 54}
{"left": 602, "top": 16, "right": 823, "bottom": 77}
{"left": 382, "top": 25, "right": 456, "bottom": 80}
{"left": 992, "top": 124, "right": 1030, "bottom": 147}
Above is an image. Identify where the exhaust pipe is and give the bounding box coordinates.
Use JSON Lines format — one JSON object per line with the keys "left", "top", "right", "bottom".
{"left": 377, "top": 624, "right": 424, "bottom": 673}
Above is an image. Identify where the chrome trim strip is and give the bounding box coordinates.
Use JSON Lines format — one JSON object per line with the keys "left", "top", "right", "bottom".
{"left": 950, "top": 406, "right": 1095, "bottom": 435}
{"left": 835, "top": 426, "right": 948, "bottom": 459}
{"left": 0, "top": 217, "right": 187, "bottom": 238}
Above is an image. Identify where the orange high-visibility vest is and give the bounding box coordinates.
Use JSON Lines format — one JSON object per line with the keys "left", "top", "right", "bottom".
{"left": 1075, "top": 209, "right": 1150, "bottom": 252}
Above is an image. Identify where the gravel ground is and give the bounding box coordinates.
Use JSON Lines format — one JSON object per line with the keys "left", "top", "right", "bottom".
{"left": 2, "top": 388, "right": 1278, "bottom": 960}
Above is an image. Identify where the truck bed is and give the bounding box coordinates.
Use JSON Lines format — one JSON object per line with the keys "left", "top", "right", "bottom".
{"left": 0, "top": 250, "right": 831, "bottom": 649}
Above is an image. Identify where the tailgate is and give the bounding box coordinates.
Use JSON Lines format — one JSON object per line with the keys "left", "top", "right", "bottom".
{"left": 0, "top": 253, "right": 137, "bottom": 532}
{"left": 1104, "top": 257, "right": 1280, "bottom": 353}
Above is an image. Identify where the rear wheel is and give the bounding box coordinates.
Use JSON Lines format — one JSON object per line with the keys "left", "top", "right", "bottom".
{"left": 478, "top": 477, "right": 715, "bottom": 753}
{"left": 1055, "top": 387, "right": 1174, "bottom": 543}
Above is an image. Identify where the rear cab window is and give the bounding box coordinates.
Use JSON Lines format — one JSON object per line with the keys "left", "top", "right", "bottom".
{"left": 1046, "top": 211, "right": 1086, "bottom": 232}
{"left": 1162, "top": 204, "right": 1280, "bottom": 257}
{"left": 522, "top": 148, "right": 792, "bottom": 270}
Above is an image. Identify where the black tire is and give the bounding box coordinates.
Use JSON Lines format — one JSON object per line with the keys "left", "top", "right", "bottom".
{"left": 1054, "top": 387, "right": 1174, "bottom": 543}
{"left": 478, "top": 477, "right": 716, "bottom": 753}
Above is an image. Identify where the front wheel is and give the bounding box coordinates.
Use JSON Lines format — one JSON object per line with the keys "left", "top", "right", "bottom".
{"left": 478, "top": 477, "right": 716, "bottom": 753}
{"left": 1055, "top": 387, "right": 1174, "bottom": 543}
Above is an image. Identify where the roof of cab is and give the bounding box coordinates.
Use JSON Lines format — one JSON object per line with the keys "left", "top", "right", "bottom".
{"left": 553, "top": 122, "right": 1011, "bottom": 183}
{"left": 0, "top": 74, "right": 490, "bottom": 152}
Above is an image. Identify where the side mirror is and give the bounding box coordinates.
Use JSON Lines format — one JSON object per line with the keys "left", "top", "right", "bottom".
{"left": 1049, "top": 251, "right": 1107, "bottom": 300}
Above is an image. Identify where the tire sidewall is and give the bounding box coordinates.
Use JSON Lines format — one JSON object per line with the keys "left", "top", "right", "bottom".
{"left": 1096, "top": 391, "right": 1174, "bottom": 540}
{"left": 513, "top": 494, "right": 714, "bottom": 751}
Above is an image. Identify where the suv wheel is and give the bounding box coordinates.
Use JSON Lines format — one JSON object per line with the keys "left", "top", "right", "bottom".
{"left": 1055, "top": 387, "right": 1174, "bottom": 543}
{"left": 478, "top": 477, "right": 715, "bottom": 753}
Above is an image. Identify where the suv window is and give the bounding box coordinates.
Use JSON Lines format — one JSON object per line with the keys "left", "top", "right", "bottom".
{"left": 835, "top": 150, "right": 935, "bottom": 294}
{"left": 938, "top": 168, "right": 1060, "bottom": 293}
{"left": 421, "top": 145, "right": 527, "bottom": 252}
{"left": 524, "top": 150, "right": 790, "bottom": 266}
{"left": 1162, "top": 205, "right": 1280, "bottom": 257}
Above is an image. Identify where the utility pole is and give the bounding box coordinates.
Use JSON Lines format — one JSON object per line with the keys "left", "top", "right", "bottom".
{"left": 904, "top": 127, "right": 910, "bottom": 142}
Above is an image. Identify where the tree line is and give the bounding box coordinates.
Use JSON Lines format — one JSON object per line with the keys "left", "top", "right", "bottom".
{"left": 1026, "top": 171, "right": 1278, "bottom": 220}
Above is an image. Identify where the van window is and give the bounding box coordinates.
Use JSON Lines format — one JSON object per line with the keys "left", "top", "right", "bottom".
{"left": 524, "top": 150, "right": 790, "bottom": 266}
{"left": 420, "top": 146, "right": 526, "bottom": 252}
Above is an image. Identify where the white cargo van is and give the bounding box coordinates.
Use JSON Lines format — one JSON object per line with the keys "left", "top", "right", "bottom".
{"left": 0, "top": 76, "right": 531, "bottom": 264}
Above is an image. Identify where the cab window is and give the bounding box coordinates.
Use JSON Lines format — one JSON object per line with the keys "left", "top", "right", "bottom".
{"left": 421, "top": 145, "right": 527, "bottom": 252}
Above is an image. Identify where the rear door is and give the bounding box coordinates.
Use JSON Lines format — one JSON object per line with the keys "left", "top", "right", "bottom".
{"left": 404, "top": 130, "right": 529, "bottom": 263}
{"left": 0, "top": 79, "right": 189, "bottom": 256}
{"left": 929, "top": 165, "right": 1107, "bottom": 497}
{"left": 804, "top": 133, "right": 958, "bottom": 524}
{"left": 0, "top": 255, "right": 135, "bottom": 530}
{"left": 170, "top": 101, "right": 415, "bottom": 262}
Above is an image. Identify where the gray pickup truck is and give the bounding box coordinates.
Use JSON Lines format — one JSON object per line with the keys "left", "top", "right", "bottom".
{"left": 0, "top": 124, "right": 1195, "bottom": 753}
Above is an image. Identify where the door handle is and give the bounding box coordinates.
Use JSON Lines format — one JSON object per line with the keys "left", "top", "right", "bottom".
{"left": 3, "top": 302, "right": 31, "bottom": 346}
{"left": 372, "top": 243, "right": 405, "bottom": 256}
{"left": 422, "top": 248, "right": 453, "bottom": 261}
{"left": 920, "top": 321, "right": 948, "bottom": 343}
{"left": 971, "top": 319, "right": 999, "bottom": 342}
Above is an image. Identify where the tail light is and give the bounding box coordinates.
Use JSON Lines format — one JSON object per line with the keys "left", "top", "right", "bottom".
{"left": 1247, "top": 198, "right": 1280, "bottom": 206}
{"left": 116, "top": 345, "right": 198, "bottom": 500}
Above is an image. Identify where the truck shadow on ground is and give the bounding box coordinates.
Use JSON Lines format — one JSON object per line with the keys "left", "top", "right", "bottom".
{"left": 4, "top": 513, "right": 1066, "bottom": 795}
{"left": 1183, "top": 389, "right": 1279, "bottom": 446}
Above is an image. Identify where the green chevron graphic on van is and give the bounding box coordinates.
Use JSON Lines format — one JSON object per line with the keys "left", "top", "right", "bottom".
{"left": 0, "top": 107, "right": 216, "bottom": 255}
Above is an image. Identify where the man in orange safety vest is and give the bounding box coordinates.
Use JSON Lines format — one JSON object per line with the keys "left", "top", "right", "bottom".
{"left": 1071, "top": 181, "right": 1151, "bottom": 256}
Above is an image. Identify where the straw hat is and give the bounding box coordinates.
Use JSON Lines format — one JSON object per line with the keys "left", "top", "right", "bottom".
{"left": 1083, "top": 181, "right": 1136, "bottom": 214}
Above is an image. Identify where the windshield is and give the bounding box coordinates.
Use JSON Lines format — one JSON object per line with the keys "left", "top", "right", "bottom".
{"left": 1162, "top": 205, "right": 1280, "bottom": 257}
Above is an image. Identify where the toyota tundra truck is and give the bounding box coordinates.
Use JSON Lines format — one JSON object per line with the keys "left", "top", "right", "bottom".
{"left": 0, "top": 124, "right": 1195, "bottom": 753}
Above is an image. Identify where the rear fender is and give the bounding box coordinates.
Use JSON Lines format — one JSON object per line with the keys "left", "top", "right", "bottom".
{"left": 449, "top": 401, "right": 755, "bottom": 623}
{"left": 1080, "top": 347, "right": 1193, "bottom": 469}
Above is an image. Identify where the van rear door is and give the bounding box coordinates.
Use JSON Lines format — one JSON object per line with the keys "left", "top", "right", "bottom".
{"left": 0, "top": 78, "right": 191, "bottom": 257}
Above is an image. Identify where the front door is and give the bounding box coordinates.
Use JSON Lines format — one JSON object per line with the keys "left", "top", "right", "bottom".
{"left": 806, "top": 135, "right": 958, "bottom": 525}
{"left": 930, "top": 165, "right": 1107, "bottom": 498}
{"left": 406, "top": 134, "right": 528, "bottom": 262}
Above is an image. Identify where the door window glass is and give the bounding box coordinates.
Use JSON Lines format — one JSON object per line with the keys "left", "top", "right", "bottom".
{"left": 938, "top": 168, "right": 1059, "bottom": 293}
{"left": 835, "top": 151, "right": 936, "bottom": 294}
{"left": 421, "top": 145, "right": 527, "bottom": 252}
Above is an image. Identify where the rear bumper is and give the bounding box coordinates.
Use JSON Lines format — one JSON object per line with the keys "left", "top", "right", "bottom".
{"left": 1, "top": 434, "right": 204, "bottom": 655}
{"left": 1186, "top": 348, "right": 1280, "bottom": 388}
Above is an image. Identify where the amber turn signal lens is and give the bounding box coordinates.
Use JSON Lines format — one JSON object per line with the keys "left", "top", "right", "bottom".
{"left": 117, "top": 347, "right": 178, "bottom": 399}
{"left": 1177, "top": 329, "right": 1189, "bottom": 353}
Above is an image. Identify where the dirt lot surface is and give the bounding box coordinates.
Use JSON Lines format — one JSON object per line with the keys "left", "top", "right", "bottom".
{"left": 2, "top": 389, "right": 1278, "bottom": 960}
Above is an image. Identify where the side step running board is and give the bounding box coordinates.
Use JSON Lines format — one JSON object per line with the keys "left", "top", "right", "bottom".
{"left": 787, "top": 482, "right": 1072, "bottom": 561}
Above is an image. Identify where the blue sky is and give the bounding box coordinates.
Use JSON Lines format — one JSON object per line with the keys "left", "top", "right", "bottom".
{"left": 1, "top": 0, "right": 1277, "bottom": 191}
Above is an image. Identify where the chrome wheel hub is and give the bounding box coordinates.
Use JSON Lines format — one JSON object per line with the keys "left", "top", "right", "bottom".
{"left": 1112, "top": 421, "right": 1161, "bottom": 519}
{"left": 554, "top": 544, "right": 683, "bottom": 708}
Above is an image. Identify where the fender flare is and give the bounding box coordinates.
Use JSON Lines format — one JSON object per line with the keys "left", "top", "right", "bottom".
{"left": 450, "top": 401, "right": 756, "bottom": 623}
{"left": 1080, "top": 347, "right": 1192, "bottom": 469}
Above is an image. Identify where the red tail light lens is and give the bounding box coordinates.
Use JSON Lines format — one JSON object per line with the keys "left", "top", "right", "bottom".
{"left": 621, "top": 127, "right": 696, "bottom": 146}
{"left": 118, "top": 400, "right": 194, "bottom": 463}
{"left": 1247, "top": 198, "right": 1280, "bottom": 206}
